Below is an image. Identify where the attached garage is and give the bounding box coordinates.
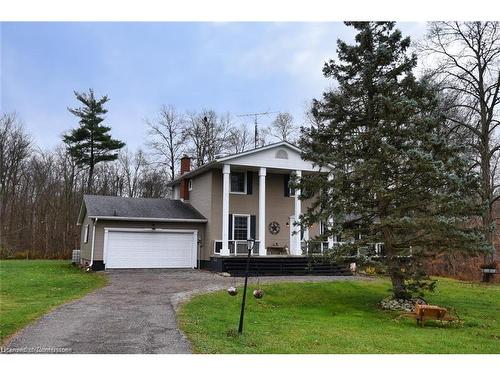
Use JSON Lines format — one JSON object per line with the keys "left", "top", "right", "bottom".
{"left": 104, "top": 229, "right": 198, "bottom": 269}
{"left": 77, "top": 195, "right": 207, "bottom": 270}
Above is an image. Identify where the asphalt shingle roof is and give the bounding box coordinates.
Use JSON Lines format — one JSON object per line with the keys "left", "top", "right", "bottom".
{"left": 83, "top": 195, "right": 206, "bottom": 221}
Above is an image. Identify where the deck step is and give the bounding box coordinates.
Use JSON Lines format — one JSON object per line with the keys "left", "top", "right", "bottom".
{"left": 209, "top": 256, "right": 352, "bottom": 276}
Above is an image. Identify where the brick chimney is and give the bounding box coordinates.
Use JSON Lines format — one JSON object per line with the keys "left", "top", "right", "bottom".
{"left": 180, "top": 155, "right": 191, "bottom": 175}
{"left": 179, "top": 155, "right": 191, "bottom": 200}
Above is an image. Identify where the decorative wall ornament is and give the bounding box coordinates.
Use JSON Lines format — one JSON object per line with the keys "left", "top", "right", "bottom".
{"left": 268, "top": 221, "right": 280, "bottom": 235}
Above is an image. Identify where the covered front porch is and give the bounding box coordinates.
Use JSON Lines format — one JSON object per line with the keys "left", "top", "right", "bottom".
{"left": 218, "top": 162, "right": 325, "bottom": 256}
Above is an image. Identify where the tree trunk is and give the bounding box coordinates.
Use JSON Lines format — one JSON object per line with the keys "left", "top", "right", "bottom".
{"left": 87, "top": 162, "right": 94, "bottom": 193}
{"left": 380, "top": 201, "right": 410, "bottom": 300}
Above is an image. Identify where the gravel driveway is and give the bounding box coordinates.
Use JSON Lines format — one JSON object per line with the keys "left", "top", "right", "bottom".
{"left": 2, "top": 269, "right": 364, "bottom": 354}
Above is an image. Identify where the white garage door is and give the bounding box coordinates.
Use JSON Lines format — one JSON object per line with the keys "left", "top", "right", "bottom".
{"left": 104, "top": 230, "right": 197, "bottom": 269}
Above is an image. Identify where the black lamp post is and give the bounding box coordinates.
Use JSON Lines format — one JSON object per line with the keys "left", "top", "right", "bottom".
{"left": 238, "top": 238, "right": 254, "bottom": 334}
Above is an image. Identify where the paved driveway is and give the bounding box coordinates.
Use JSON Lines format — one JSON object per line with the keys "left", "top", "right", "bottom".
{"left": 3, "top": 270, "right": 361, "bottom": 354}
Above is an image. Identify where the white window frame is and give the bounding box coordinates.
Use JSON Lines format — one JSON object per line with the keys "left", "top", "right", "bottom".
{"left": 230, "top": 171, "right": 247, "bottom": 194}
{"left": 84, "top": 224, "right": 90, "bottom": 243}
{"left": 188, "top": 179, "right": 193, "bottom": 191}
{"left": 232, "top": 214, "right": 251, "bottom": 240}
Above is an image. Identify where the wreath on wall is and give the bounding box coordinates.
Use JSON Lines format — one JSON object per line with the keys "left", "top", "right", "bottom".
{"left": 268, "top": 221, "right": 280, "bottom": 235}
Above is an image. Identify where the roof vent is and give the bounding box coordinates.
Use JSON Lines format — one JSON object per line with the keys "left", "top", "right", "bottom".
{"left": 276, "top": 149, "right": 288, "bottom": 159}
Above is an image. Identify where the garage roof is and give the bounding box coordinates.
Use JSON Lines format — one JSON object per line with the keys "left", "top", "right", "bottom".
{"left": 79, "top": 195, "right": 207, "bottom": 223}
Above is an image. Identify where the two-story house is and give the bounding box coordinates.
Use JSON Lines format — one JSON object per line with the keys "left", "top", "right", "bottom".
{"left": 77, "top": 141, "right": 339, "bottom": 273}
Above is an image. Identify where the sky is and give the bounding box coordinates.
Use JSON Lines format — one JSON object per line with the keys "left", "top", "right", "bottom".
{"left": 1, "top": 22, "right": 427, "bottom": 151}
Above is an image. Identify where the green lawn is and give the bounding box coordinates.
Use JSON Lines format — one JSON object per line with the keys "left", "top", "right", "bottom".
{"left": 179, "top": 278, "right": 500, "bottom": 353}
{"left": 0, "top": 260, "right": 107, "bottom": 343}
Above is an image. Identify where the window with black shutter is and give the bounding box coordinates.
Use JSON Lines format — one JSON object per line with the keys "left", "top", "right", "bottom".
{"left": 230, "top": 172, "right": 246, "bottom": 193}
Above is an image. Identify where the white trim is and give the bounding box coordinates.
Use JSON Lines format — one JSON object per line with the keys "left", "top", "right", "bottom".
{"left": 232, "top": 213, "right": 251, "bottom": 241}
{"left": 292, "top": 170, "right": 302, "bottom": 255}
{"left": 221, "top": 164, "right": 230, "bottom": 255}
{"left": 84, "top": 224, "right": 89, "bottom": 243}
{"left": 103, "top": 227, "right": 198, "bottom": 269}
{"left": 229, "top": 171, "right": 247, "bottom": 194}
{"left": 88, "top": 216, "right": 207, "bottom": 223}
{"left": 289, "top": 215, "right": 295, "bottom": 254}
{"left": 188, "top": 179, "right": 193, "bottom": 191}
{"left": 90, "top": 218, "right": 98, "bottom": 267}
{"left": 217, "top": 141, "right": 302, "bottom": 163}
{"left": 103, "top": 228, "right": 199, "bottom": 233}
{"left": 258, "top": 167, "right": 266, "bottom": 256}
{"left": 76, "top": 201, "right": 86, "bottom": 225}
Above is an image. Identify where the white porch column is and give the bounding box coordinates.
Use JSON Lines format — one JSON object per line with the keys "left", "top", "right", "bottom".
{"left": 327, "top": 173, "right": 334, "bottom": 249}
{"left": 221, "top": 164, "right": 230, "bottom": 256}
{"left": 258, "top": 167, "right": 267, "bottom": 256}
{"left": 293, "top": 170, "right": 302, "bottom": 255}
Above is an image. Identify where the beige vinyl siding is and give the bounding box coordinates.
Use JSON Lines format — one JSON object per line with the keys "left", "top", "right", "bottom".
{"left": 187, "top": 170, "right": 213, "bottom": 259}
{"left": 92, "top": 220, "right": 206, "bottom": 261}
{"left": 80, "top": 214, "right": 93, "bottom": 262}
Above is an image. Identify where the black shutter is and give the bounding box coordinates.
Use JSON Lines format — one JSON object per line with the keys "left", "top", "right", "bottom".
{"left": 228, "top": 214, "right": 233, "bottom": 240}
{"left": 284, "top": 174, "right": 290, "bottom": 197}
{"left": 247, "top": 171, "right": 253, "bottom": 195}
{"left": 250, "top": 215, "right": 256, "bottom": 240}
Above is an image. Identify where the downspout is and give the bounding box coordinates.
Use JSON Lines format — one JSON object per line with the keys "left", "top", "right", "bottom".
{"left": 89, "top": 218, "right": 98, "bottom": 269}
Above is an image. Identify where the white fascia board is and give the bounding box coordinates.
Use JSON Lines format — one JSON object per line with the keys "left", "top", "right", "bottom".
{"left": 76, "top": 201, "right": 86, "bottom": 225}
{"left": 216, "top": 141, "right": 301, "bottom": 163}
{"left": 88, "top": 216, "right": 207, "bottom": 223}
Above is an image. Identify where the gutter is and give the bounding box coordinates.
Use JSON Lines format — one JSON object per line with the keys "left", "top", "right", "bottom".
{"left": 89, "top": 218, "right": 98, "bottom": 268}
{"left": 88, "top": 216, "right": 207, "bottom": 223}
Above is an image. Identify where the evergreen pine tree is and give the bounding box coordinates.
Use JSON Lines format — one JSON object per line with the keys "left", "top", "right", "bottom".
{"left": 299, "top": 22, "right": 490, "bottom": 299}
{"left": 64, "top": 89, "right": 125, "bottom": 193}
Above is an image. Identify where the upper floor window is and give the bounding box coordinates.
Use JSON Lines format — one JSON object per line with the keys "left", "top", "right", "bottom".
{"left": 188, "top": 179, "right": 193, "bottom": 191}
{"left": 276, "top": 149, "right": 288, "bottom": 159}
{"left": 230, "top": 171, "right": 246, "bottom": 193}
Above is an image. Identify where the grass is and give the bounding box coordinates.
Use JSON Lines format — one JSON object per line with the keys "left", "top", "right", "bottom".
{"left": 0, "top": 260, "right": 107, "bottom": 343}
{"left": 178, "top": 277, "right": 500, "bottom": 353}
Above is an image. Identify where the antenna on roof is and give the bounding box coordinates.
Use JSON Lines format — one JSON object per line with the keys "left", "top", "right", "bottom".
{"left": 237, "top": 110, "right": 278, "bottom": 149}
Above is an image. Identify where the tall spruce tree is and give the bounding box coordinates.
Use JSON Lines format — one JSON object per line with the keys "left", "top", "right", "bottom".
{"left": 299, "top": 22, "right": 490, "bottom": 299}
{"left": 64, "top": 89, "right": 125, "bottom": 192}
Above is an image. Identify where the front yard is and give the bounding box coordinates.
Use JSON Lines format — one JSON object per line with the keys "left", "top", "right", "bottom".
{"left": 179, "top": 277, "right": 500, "bottom": 353}
{"left": 0, "top": 260, "right": 107, "bottom": 343}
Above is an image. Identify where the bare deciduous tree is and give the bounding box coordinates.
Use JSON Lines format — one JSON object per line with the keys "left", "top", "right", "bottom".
{"left": 118, "top": 148, "right": 148, "bottom": 197}
{"left": 268, "top": 112, "right": 297, "bottom": 142}
{"left": 422, "top": 22, "right": 500, "bottom": 259}
{"left": 0, "top": 113, "right": 32, "bottom": 250}
{"left": 226, "top": 123, "right": 253, "bottom": 154}
{"left": 183, "top": 110, "right": 233, "bottom": 167}
{"left": 146, "top": 105, "right": 185, "bottom": 180}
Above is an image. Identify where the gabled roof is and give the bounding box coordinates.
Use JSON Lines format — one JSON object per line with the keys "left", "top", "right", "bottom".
{"left": 217, "top": 140, "right": 303, "bottom": 162}
{"left": 167, "top": 141, "right": 319, "bottom": 186}
{"left": 78, "top": 195, "right": 207, "bottom": 224}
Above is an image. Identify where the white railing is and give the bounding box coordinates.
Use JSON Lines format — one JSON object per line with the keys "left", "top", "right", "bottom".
{"left": 301, "top": 241, "right": 385, "bottom": 257}
{"left": 214, "top": 240, "right": 387, "bottom": 257}
{"left": 213, "top": 240, "right": 260, "bottom": 255}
